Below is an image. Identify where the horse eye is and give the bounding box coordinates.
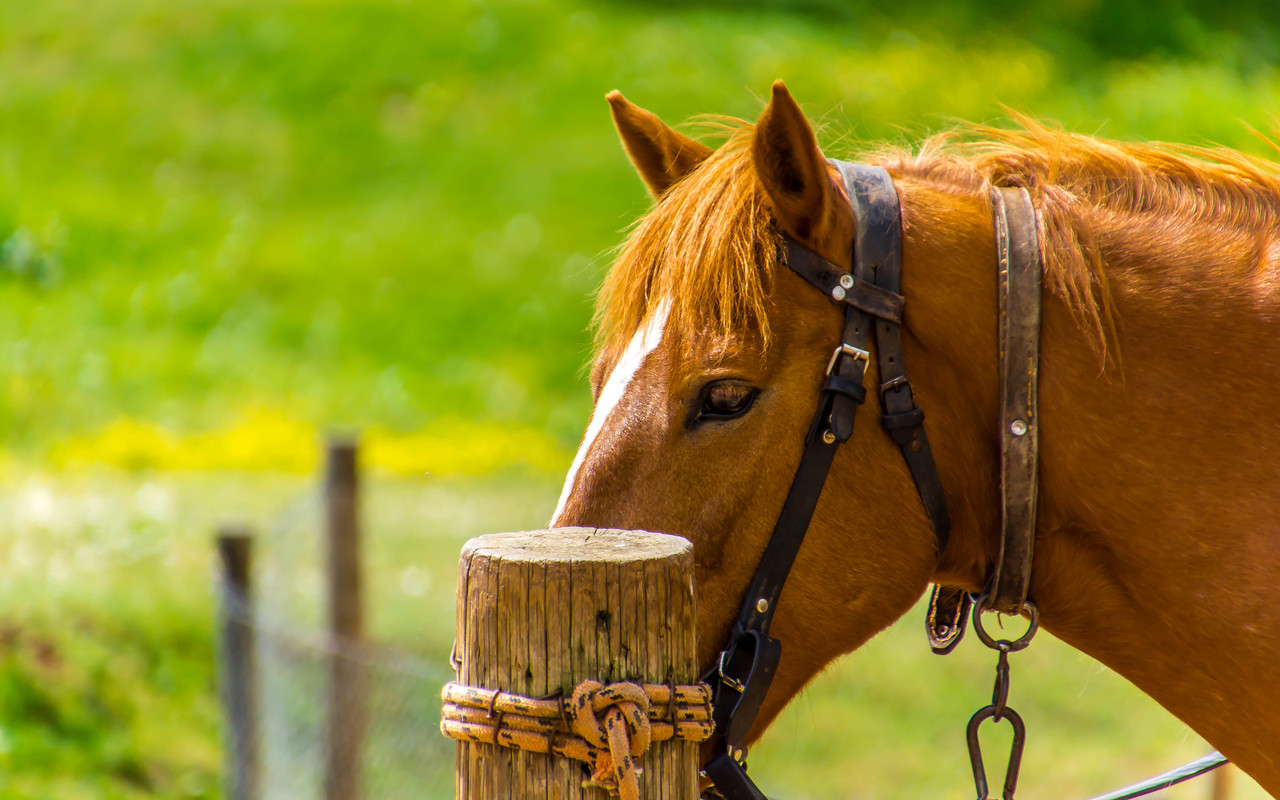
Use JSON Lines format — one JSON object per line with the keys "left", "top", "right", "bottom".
{"left": 699, "top": 382, "right": 757, "bottom": 421}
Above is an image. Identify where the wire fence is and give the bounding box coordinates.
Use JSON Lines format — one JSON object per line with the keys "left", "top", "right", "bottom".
{"left": 211, "top": 472, "right": 1248, "bottom": 800}
{"left": 216, "top": 487, "right": 458, "bottom": 800}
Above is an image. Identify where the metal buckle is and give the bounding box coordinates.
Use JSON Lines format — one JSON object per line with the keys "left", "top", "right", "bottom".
{"left": 717, "top": 649, "right": 746, "bottom": 693}
{"left": 881, "top": 374, "right": 909, "bottom": 394}
{"left": 826, "top": 343, "right": 870, "bottom": 376}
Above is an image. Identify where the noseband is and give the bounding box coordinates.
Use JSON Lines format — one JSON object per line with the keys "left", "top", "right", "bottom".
{"left": 701, "top": 162, "right": 1043, "bottom": 799}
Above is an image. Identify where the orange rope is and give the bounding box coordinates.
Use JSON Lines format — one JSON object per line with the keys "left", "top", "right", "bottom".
{"left": 441, "top": 680, "right": 714, "bottom": 799}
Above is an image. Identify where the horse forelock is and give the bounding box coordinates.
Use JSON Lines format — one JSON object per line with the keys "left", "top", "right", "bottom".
{"left": 595, "top": 120, "right": 781, "bottom": 369}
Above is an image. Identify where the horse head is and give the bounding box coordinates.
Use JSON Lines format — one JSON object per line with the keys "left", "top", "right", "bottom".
{"left": 550, "top": 82, "right": 1003, "bottom": 742}
{"left": 544, "top": 81, "right": 1280, "bottom": 795}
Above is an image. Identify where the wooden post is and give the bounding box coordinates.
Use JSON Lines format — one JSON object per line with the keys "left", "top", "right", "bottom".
{"left": 216, "top": 526, "right": 260, "bottom": 800}
{"left": 324, "top": 437, "right": 365, "bottom": 800}
{"left": 454, "top": 528, "right": 700, "bottom": 799}
{"left": 1210, "top": 763, "right": 1233, "bottom": 800}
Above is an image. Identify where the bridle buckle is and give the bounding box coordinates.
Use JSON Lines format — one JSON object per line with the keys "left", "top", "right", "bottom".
{"left": 826, "top": 343, "right": 870, "bottom": 376}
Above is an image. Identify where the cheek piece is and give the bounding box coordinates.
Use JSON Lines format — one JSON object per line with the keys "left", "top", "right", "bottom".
{"left": 701, "top": 163, "right": 949, "bottom": 799}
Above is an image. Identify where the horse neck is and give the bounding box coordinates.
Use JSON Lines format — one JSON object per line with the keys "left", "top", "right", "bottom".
{"left": 889, "top": 181, "right": 1005, "bottom": 591}
{"left": 894, "top": 177, "right": 1280, "bottom": 788}
{"left": 1029, "top": 189, "right": 1280, "bottom": 771}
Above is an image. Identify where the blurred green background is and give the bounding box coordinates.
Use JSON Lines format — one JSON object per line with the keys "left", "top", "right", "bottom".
{"left": 2, "top": 0, "right": 1277, "bottom": 797}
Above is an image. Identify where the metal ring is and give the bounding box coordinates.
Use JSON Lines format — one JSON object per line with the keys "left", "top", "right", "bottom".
{"left": 971, "top": 594, "right": 1039, "bottom": 652}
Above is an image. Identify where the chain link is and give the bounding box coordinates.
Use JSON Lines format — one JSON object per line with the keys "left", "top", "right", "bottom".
{"left": 991, "top": 647, "right": 1011, "bottom": 721}
{"left": 966, "top": 595, "right": 1037, "bottom": 800}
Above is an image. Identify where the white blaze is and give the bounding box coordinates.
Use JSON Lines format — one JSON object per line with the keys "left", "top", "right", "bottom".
{"left": 551, "top": 302, "right": 671, "bottom": 526}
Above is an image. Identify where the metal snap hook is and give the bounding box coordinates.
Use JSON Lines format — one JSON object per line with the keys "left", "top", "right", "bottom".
{"left": 716, "top": 649, "right": 745, "bottom": 694}
{"left": 990, "top": 649, "right": 1011, "bottom": 721}
{"left": 967, "top": 703, "right": 1026, "bottom": 800}
{"left": 964, "top": 595, "right": 1034, "bottom": 800}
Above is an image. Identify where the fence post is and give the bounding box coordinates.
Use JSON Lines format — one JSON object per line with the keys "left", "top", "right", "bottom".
{"left": 453, "top": 528, "right": 700, "bottom": 799}
{"left": 325, "top": 436, "right": 365, "bottom": 800}
{"left": 217, "top": 526, "right": 260, "bottom": 800}
{"left": 1211, "top": 763, "right": 1233, "bottom": 800}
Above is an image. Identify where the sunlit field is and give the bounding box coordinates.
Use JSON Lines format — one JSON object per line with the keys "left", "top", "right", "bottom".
{"left": 1, "top": 470, "right": 1269, "bottom": 799}
{"left": 3, "top": 0, "right": 1279, "bottom": 797}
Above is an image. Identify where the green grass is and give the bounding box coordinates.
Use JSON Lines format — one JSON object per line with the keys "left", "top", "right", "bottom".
{"left": 3, "top": 0, "right": 1280, "bottom": 460}
{"left": 4, "top": 0, "right": 1280, "bottom": 797}
{"left": 0, "top": 470, "right": 1269, "bottom": 799}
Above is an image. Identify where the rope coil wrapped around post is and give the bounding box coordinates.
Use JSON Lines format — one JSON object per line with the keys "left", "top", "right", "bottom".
{"left": 441, "top": 679, "right": 715, "bottom": 800}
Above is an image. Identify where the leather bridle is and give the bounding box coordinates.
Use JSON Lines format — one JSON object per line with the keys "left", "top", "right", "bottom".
{"left": 700, "top": 161, "right": 1043, "bottom": 800}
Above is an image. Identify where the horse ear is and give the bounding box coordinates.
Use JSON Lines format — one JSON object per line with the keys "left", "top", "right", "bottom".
{"left": 752, "top": 81, "right": 835, "bottom": 241}
{"left": 608, "top": 91, "right": 713, "bottom": 198}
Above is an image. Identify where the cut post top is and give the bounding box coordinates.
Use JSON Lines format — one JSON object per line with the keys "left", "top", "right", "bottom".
{"left": 461, "top": 527, "right": 691, "bottom": 564}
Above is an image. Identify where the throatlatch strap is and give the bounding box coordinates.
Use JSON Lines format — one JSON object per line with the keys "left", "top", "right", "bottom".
{"left": 835, "top": 162, "right": 951, "bottom": 557}
{"left": 988, "top": 186, "right": 1042, "bottom": 615}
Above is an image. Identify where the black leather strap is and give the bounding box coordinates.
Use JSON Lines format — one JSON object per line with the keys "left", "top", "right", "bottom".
{"left": 705, "top": 302, "right": 870, "bottom": 751}
{"left": 726, "top": 310, "right": 872, "bottom": 641}
{"left": 784, "top": 243, "right": 905, "bottom": 323}
{"left": 704, "top": 164, "right": 952, "bottom": 800}
{"left": 836, "top": 163, "right": 951, "bottom": 558}
{"left": 704, "top": 753, "right": 770, "bottom": 800}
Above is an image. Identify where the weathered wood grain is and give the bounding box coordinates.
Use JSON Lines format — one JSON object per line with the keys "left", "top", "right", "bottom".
{"left": 454, "top": 528, "right": 699, "bottom": 800}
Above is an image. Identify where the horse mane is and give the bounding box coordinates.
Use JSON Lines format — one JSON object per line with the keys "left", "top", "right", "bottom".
{"left": 872, "top": 119, "right": 1280, "bottom": 355}
{"left": 597, "top": 115, "right": 1280, "bottom": 361}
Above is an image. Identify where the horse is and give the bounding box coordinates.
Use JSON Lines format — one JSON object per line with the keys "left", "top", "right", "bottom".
{"left": 550, "top": 81, "right": 1280, "bottom": 794}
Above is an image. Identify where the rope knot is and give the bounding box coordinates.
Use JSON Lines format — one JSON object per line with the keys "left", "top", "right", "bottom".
{"left": 440, "top": 678, "right": 713, "bottom": 799}
{"left": 571, "top": 681, "right": 652, "bottom": 800}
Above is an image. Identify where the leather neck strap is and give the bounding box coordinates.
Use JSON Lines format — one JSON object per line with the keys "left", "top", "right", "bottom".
{"left": 925, "top": 185, "right": 1042, "bottom": 653}
{"left": 989, "top": 186, "right": 1042, "bottom": 614}
{"left": 703, "top": 163, "right": 951, "bottom": 800}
